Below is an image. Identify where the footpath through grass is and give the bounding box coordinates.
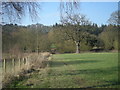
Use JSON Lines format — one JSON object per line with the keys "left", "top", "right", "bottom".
{"left": 10, "top": 52, "right": 119, "bottom": 88}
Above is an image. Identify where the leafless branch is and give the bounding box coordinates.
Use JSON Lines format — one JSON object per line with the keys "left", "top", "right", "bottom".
{"left": 2, "top": 2, "right": 41, "bottom": 24}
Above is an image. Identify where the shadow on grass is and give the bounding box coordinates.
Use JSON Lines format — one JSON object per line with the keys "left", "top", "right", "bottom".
{"left": 53, "top": 57, "right": 97, "bottom": 61}
{"left": 49, "top": 66, "right": 119, "bottom": 88}
{"left": 84, "top": 79, "right": 120, "bottom": 88}
{"left": 49, "top": 66, "right": 117, "bottom": 76}
{"left": 48, "top": 60, "right": 100, "bottom": 68}
{"left": 65, "top": 67, "right": 117, "bottom": 75}
{"left": 84, "top": 82, "right": 119, "bottom": 88}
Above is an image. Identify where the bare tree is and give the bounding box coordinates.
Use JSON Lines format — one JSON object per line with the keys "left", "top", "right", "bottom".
{"left": 60, "top": 0, "right": 80, "bottom": 20}
{"left": 2, "top": 1, "right": 41, "bottom": 24}
{"left": 1, "top": 0, "right": 80, "bottom": 24}
{"left": 60, "top": 14, "right": 91, "bottom": 53}
{"left": 108, "top": 10, "right": 120, "bottom": 25}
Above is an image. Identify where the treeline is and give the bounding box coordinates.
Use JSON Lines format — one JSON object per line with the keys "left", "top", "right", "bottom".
{"left": 51, "top": 23, "right": 119, "bottom": 53}
{"left": 2, "top": 24, "right": 51, "bottom": 54}
{"left": 2, "top": 23, "right": 119, "bottom": 55}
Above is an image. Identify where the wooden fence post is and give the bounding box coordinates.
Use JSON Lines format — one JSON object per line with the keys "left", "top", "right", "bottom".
{"left": 25, "top": 57, "right": 28, "bottom": 70}
{"left": 12, "top": 58, "right": 15, "bottom": 74}
{"left": 22, "top": 58, "right": 24, "bottom": 66}
{"left": 26, "top": 57, "right": 29, "bottom": 69}
{"left": 23, "top": 58, "right": 25, "bottom": 69}
{"left": 28, "top": 57, "right": 30, "bottom": 70}
{"left": 3, "top": 59, "right": 6, "bottom": 74}
{"left": 19, "top": 58, "right": 21, "bottom": 70}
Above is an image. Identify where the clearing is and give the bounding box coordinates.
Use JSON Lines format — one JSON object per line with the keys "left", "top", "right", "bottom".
{"left": 9, "top": 52, "right": 119, "bottom": 88}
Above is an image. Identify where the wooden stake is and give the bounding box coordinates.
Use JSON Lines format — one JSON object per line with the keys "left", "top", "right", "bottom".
{"left": 12, "top": 58, "right": 15, "bottom": 74}
{"left": 19, "top": 58, "right": 21, "bottom": 70}
{"left": 3, "top": 59, "right": 6, "bottom": 74}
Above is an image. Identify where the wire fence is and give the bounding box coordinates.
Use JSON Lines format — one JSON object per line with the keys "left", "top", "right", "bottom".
{"left": 2, "top": 57, "right": 30, "bottom": 77}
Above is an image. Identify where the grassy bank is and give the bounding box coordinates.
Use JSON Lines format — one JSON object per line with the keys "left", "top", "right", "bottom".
{"left": 2, "top": 52, "right": 50, "bottom": 88}
{"left": 9, "top": 52, "right": 119, "bottom": 88}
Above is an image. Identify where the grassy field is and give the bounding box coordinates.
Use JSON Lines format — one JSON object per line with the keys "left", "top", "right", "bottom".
{"left": 9, "top": 52, "right": 119, "bottom": 88}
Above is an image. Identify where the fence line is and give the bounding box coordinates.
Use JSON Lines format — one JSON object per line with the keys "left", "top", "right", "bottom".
{"left": 2, "top": 56, "right": 30, "bottom": 76}
{"left": 2, "top": 52, "right": 51, "bottom": 78}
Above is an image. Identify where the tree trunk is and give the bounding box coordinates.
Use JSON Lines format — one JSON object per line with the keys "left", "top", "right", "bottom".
{"left": 76, "top": 42, "right": 80, "bottom": 53}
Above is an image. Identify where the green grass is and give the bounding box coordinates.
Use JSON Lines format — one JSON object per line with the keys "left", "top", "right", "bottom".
{"left": 9, "top": 52, "right": 119, "bottom": 88}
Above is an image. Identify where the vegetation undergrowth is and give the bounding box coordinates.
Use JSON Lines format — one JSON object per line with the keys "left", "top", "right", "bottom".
{"left": 2, "top": 52, "right": 50, "bottom": 88}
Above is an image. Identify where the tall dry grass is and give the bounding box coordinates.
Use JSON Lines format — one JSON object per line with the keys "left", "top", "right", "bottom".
{"left": 2, "top": 52, "right": 51, "bottom": 88}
